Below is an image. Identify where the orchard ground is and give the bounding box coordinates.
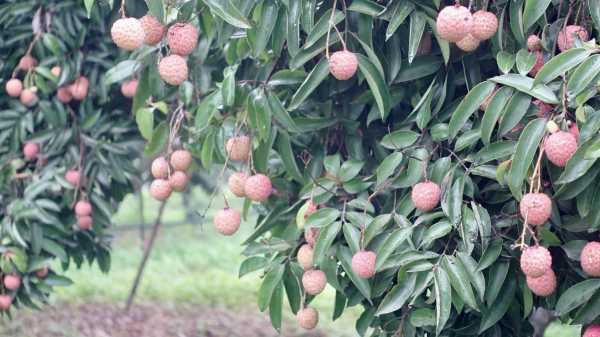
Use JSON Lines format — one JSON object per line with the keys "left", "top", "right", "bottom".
{"left": 0, "top": 188, "right": 359, "bottom": 337}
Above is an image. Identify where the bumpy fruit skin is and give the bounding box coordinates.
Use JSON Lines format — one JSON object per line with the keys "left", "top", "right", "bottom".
{"left": 140, "top": 15, "right": 165, "bottom": 45}
{"left": 150, "top": 179, "right": 172, "bottom": 201}
{"left": 111, "top": 17, "right": 145, "bottom": 51}
{"left": 57, "top": 87, "right": 72, "bottom": 103}
{"left": 65, "top": 169, "right": 82, "bottom": 186}
{"left": 228, "top": 172, "right": 248, "bottom": 197}
{"left": 3, "top": 274, "right": 21, "bottom": 291}
{"left": 557, "top": 25, "right": 589, "bottom": 51}
{"left": 167, "top": 23, "right": 199, "bottom": 56}
{"left": 471, "top": 10, "right": 498, "bottom": 40}
{"left": 20, "top": 89, "right": 38, "bottom": 107}
{"left": 304, "top": 227, "right": 320, "bottom": 247}
{"left": 213, "top": 208, "right": 241, "bottom": 236}
{"left": 244, "top": 174, "right": 272, "bottom": 202}
{"left": 533, "top": 100, "right": 553, "bottom": 118}
{"left": 151, "top": 157, "right": 169, "bottom": 179}
{"left": 75, "top": 200, "right": 92, "bottom": 216}
{"left": 456, "top": 34, "right": 480, "bottom": 52}
{"left": 121, "top": 79, "right": 138, "bottom": 98}
{"left": 297, "top": 244, "right": 314, "bottom": 270}
{"left": 527, "top": 35, "right": 543, "bottom": 51}
{"left": 416, "top": 32, "right": 432, "bottom": 56}
{"left": 584, "top": 325, "right": 600, "bottom": 337}
{"left": 296, "top": 307, "right": 318, "bottom": 330}
{"left": 328, "top": 50, "right": 358, "bottom": 80}
{"left": 23, "top": 142, "right": 39, "bottom": 161}
{"left": 529, "top": 51, "right": 544, "bottom": 76}
{"left": 69, "top": 76, "right": 89, "bottom": 100}
{"left": 168, "top": 171, "right": 188, "bottom": 192}
{"left": 526, "top": 269, "right": 557, "bottom": 297}
{"left": 51, "top": 66, "right": 61, "bottom": 77}
{"left": 545, "top": 131, "right": 577, "bottom": 167}
{"left": 519, "top": 193, "right": 552, "bottom": 226}
{"left": 6, "top": 78, "right": 23, "bottom": 97}
{"left": 77, "top": 215, "right": 93, "bottom": 230}
{"left": 226, "top": 136, "right": 251, "bottom": 161}
{"left": 158, "top": 55, "right": 188, "bottom": 85}
{"left": 352, "top": 250, "right": 377, "bottom": 279}
{"left": 436, "top": 5, "right": 473, "bottom": 43}
{"left": 302, "top": 269, "right": 327, "bottom": 295}
{"left": 170, "top": 149, "right": 192, "bottom": 171}
{"left": 580, "top": 241, "right": 600, "bottom": 277}
{"left": 520, "top": 246, "right": 552, "bottom": 278}
{"left": 18, "top": 55, "right": 37, "bottom": 71}
{"left": 0, "top": 295, "right": 12, "bottom": 311}
{"left": 411, "top": 181, "right": 441, "bottom": 212}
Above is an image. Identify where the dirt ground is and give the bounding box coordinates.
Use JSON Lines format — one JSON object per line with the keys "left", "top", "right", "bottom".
{"left": 1, "top": 303, "right": 327, "bottom": 337}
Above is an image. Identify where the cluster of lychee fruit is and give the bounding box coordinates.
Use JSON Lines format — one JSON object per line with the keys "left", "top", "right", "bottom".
{"left": 5, "top": 55, "right": 39, "bottom": 107}
{"left": 111, "top": 14, "right": 198, "bottom": 86}
{"left": 149, "top": 149, "right": 192, "bottom": 202}
{"left": 56, "top": 73, "right": 89, "bottom": 104}
{"left": 0, "top": 273, "right": 21, "bottom": 311}
{"left": 436, "top": 4, "right": 498, "bottom": 52}
{"left": 527, "top": 25, "right": 588, "bottom": 76}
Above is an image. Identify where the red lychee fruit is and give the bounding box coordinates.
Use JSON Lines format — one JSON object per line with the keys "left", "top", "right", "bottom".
{"left": 225, "top": 136, "right": 251, "bottom": 161}
{"left": 545, "top": 131, "right": 577, "bottom": 167}
{"left": 151, "top": 157, "right": 169, "bottom": 179}
{"left": 65, "top": 169, "right": 82, "bottom": 186}
{"left": 411, "top": 181, "right": 441, "bottom": 212}
{"left": 20, "top": 88, "right": 38, "bottom": 107}
{"left": 580, "top": 241, "right": 600, "bottom": 277}
{"left": 529, "top": 51, "right": 544, "bottom": 76}
{"left": 557, "top": 25, "right": 589, "bottom": 52}
{"left": 75, "top": 200, "right": 92, "bottom": 216}
{"left": 520, "top": 246, "right": 552, "bottom": 278}
{"left": 436, "top": 5, "right": 473, "bottom": 43}
{"left": 158, "top": 54, "right": 188, "bottom": 85}
{"left": 77, "top": 215, "right": 93, "bottom": 230}
{"left": 23, "top": 142, "right": 39, "bottom": 161}
{"left": 456, "top": 34, "right": 480, "bottom": 52}
{"left": 140, "top": 15, "right": 165, "bottom": 45}
{"left": 519, "top": 193, "right": 552, "bottom": 226}
{"left": 5, "top": 78, "right": 23, "bottom": 97}
{"left": 584, "top": 325, "right": 600, "bottom": 337}
{"left": 69, "top": 76, "right": 89, "bottom": 101}
{"left": 297, "top": 244, "right": 314, "bottom": 270}
{"left": 150, "top": 179, "right": 172, "bottom": 201}
{"left": 167, "top": 23, "right": 199, "bottom": 56}
{"left": 0, "top": 295, "right": 12, "bottom": 311}
{"left": 328, "top": 50, "right": 358, "bottom": 80}
{"left": 18, "top": 55, "right": 37, "bottom": 71}
{"left": 213, "top": 208, "right": 241, "bottom": 236}
{"left": 51, "top": 66, "right": 61, "bottom": 77}
{"left": 416, "top": 32, "right": 432, "bottom": 56}
{"left": 471, "top": 10, "right": 498, "bottom": 40}
{"left": 121, "top": 79, "right": 138, "bottom": 98}
{"left": 304, "top": 227, "right": 320, "bottom": 247}
{"left": 351, "top": 250, "right": 377, "bottom": 279}
{"left": 526, "top": 269, "right": 556, "bottom": 297}
{"left": 57, "top": 87, "right": 72, "bottom": 103}
{"left": 532, "top": 99, "right": 553, "bottom": 118}
{"left": 3, "top": 274, "right": 20, "bottom": 291}
{"left": 527, "top": 35, "right": 542, "bottom": 51}
{"left": 296, "top": 307, "right": 318, "bottom": 330}
{"left": 168, "top": 171, "right": 188, "bottom": 192}
{"left": 302, "top": 269, "right": 327, "bottom": 295}
{"left": 244, "top": 174, "right": 272, "bottom": 202}
{"left": 111, "top": 17, "right": 145, "bottom": 51}
{"left": 228, "top": 172, "right": 248, "bottom": 197}
{"left": 36, "top": 267, "right": 49, "bottom": 279}
{"left": 569, "top": 122, "right": 580, "bottom": 140}
{"left": 170, "top": 149, "right": 192, "bottom": 171}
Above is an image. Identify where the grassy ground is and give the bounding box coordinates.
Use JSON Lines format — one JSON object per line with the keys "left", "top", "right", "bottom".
{"left": 2, "top": 187, "right": 360, "bottom": 336}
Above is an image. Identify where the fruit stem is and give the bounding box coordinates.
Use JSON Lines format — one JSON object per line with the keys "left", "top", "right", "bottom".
{"left": 325, "top": 0, "right": 338, "bottom": 59}
{"left": 119, "top": 0, "right": 126, "bottom": 18}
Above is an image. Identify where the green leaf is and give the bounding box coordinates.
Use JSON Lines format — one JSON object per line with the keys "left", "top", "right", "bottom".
{"left": 477, "top": 239, "right": 503, "bottom": 271}
{"left": 496, "top": 51, "right": 516, "bottom": 74}
{"left": 347, "top": 0, "right": 385, "bottom": 16}
{"left": 556, "top": 279, "right": 600, "bottom": 315}
{"left": 380, "top": 130, "right": 419, "bottom": 150}
{"left": 407, "top": 12, "right": 426, "bottom": 64}
{"left": 442, "top": 256, "right": 479, "bottom": 311}
{"left": 313, "top": 221, "right": 342, "bottom": 267}
{"left": 305, "top": 208, "right": 341, "bottom": 229}
{"left": 221, "top": 65, "right": 238, "bottom": 107}
{"left": 516, "top": 49, "right": 538, "bottom": 75}
{"left": 252, "top": 0, "right": 278, "bottom": 56}
{"left": 288, "top": 58, "right": 329, "bottom": 110}
{"left": 481, "top": 87, "right": 513, "bottom": 145}
{"left": 269, "top": 283, "right": 283, "bottom": 331}
{"left": 376, "top": 152, "right": 403, "bottom": 185}
{"left": 485, "top": 261, "right": 509, "bottom": 305}
{"left": 303, "top": 9, "right": 344, "bottom": 49}
{"left": 590, "top": 0, "right": 600, "bottom": 33}
{"left": 434, "top": 267, "right": 452, "bottom": 336}
{"left": 376, "top": 273, "right": 417, "bottom": 315}
{"left": 145, "top": 0, "right": 165, "bottom": 22}
{"left": 375, "top": 228, "right": 413, "bottom": 271}
{"left": 202, "top": 0, "right": 252, "bottom": 29}
{"left": 497, "top": 92, "right": 532, "bottom": 136}
{"left": 491, "top": 74, "right": 559, "bottom": 104}
{"left": 135, "top": 108, "right": 154, "bottom": 141}
{"left": 266, "top": 91, "right": 299, "bottom": 132}
{"left": 239, "top": 256, "right": 268, "bottom": 278}
{"left": 84, "top": 0, "right": 95, "bottom": 18}
{"left": 556, "top": 139, "right": 599, "bottom": 184}
{"left": 103, "top": 60, "right": 140, "bottom": 86}
{"left": 544, "top": 322, "right": 582, "bottom": 337}
{"left": 144, "top": 122, "right": 169, "bottom": 156}
{"left": 522, "top": 0, "right": 551, "bottom": 32}
{"left": 357, "top": 54, "right": 391, "bottom": 119}
{"left": 385, "top": 2, "right": 414, "bottom": 40}
{"left": 508, "top": 118, "right": 546, "bottom": 199}
{"left": 276, "top": 131, "right": 304, "bottom": 183}
{"left": 283, "top": 266, "right": 302, "bottom": 314}
{"left": 568, "top": 54, "right": 600, "bottom": 96}
{"left": 257, "top": 263, "right": 284, "bottom": 311}
{"left": 533, "top": 48, "right": 591, "bottom": 86}
{"left": 448, "top": 81, "right": 496, "bottom": 140}
{"left": 479, "top": 278, "right": 516, "bottom": 333}
{"left": 339, "top": 160, "right": 365, "bottom": 182}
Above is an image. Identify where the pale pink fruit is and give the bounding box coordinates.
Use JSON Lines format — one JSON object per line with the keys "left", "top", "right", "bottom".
{"left": 527, "top": 35, "right": 542, "bottom": 51}
{"left": 528, "top": 51, "right": 544, "bottom": 76}
{"left": 296, "top": 307, "right": 318, "bottom": 330}
{"left": 151, "top": 157, "right": 169, "bottom": 179}
{"left": 545, "top": 131, "right": 577, "bottom": 167}
{"left": 3, "top": 274, "right": 20, "bottom": 291}
{"left": 158, "top": 55, "right": 188, "bottom": 85}
{"left": 75, "top": 200, "right": 92, "bottom": 216}
{"left": 436, "top": 5, "right": 473, "bottom": 43}
{"left": 557, "top": 25, "right": 589, "bottom": 51}
{"left": 297, "top": 244, "right": 314, "bottom": 270}
{"left": 351, "top": 250, "right": 377, "bottom": 279}
{"left": 170, "top": 149, "right": 192, "bottom": 171}
{"left": 244, "top": 174, "right": 272, "bottom": 202}
{"left": 580, "top": 241, "right": 600, "bottom": 277}
{"left": 168, "top": 171, "right": 188, "bottom": 192}
{"left": 51, "top": 66, "right": 61, "bottom": 77}
{"left": 69, "top": 76, "right": 89, "bottom": 100}
{"left": 411, "top": 181, "right": 441, "bottom": 212}
{"left": 228, "top": 172, "right": 248, "bottom": 197}
{"left": 57, "top": 87, "right": 72, "bottom": 103}
{"left": 150, "top": 179, "right": 172, "bottom": 201}
{"left": 0, "top": 295, "right": 12, "bottom": 311}
{"left": 140, "top": 15, "right": 165, "bottom": 45}
{"left": 5, "top": 78, "right": 23, "bottom": 97}
{"left": 520, "top": 246, "right": 552, "bottom": 278}
{"left": 121, "top": 79, "right": 138, "bottom": 98}
{"left": 20, "top": 88, "right": 38, "bottom": 107}
{"left": 526, "top": 269, "right": 556, "bottom": 297}
{"left": 302, "top": 269, "right": 327, "bottom": 295}
{"left": 519, "top": 193, "right": 552, "bottom": 226}
{"left": 329, "top": 50, "right": 358, "bottom": 80}
{"left": 213, "top": 208, "right": 241, "bottom": 236}
{"left": 471, "top": 10, "right": 498, "bottom": 40}
{"left": 65, "top": 169, "right": 82, "bottom": 186}
{"left": 304, "top": 227, "right": 319, "bottom": 247}
{"left": 456, "top": 33, "right": 480, "bottom": 52}
{"left": 77, "top": 215, "right": 93, "bottom": 230}
{"left": 584, "top": 325, "right": 600, "bottom": 337}
{"left": 225, "top": 136, "right": 251, "bottom": 161}
{"left": 167, "top": 23, "right": 199, "bottom": 56}
{"left": 23, "top": 142, "right": 39, "bottom": 161}
{"left": 111, "top": 17, "right": 145, "bottom": 51}
{"left": 18, "top": 55, "right": 37, "bottom": 71}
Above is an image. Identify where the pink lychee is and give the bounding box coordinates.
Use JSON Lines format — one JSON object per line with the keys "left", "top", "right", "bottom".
{"left": 456, "top": 34, "right": 480, "bottom": 52}
{"left": 557, "top": 25, "right": 589, "bottom": 51}
{"left": 69, "top": 76, "right": 89, "bottom": 101}
{"left": 140, "top": 15, "right": 165, "bottom": 45}
{"left": 527, "top": 35, "right": 542, "bottom": 51}
{"left": 168, "top": 171, "right": 188, "bottom": 192}
{"left": 167, "top": 22, "right": 199, "bottom": 56}
{"left": 519, "top": 193, "right": 552, "bottom": 226}
{"left": 150, "top": 179, "right": 172, "bottom": 201}
{"left": 302, "top": 269, "right": 327, "bottom": 295}
{"left": 228, "top": 172, "right": 249, "bottom": 197}
{"left": 520, "top": 246, "right": 552, "bottom": 278}
{"left": 436, "top": 5, "right": 473, "bottom": 43}
{"left": 170, "top": 149, "right": 192, "bottom": 171}
{"left": 5, "top": 78, "right": 23, "bottom": 97}
{"left": 580, "top": 241, "right": 600, "bottom": 277}
{"left": 75, "top": 200, "right": 92, "bottom": 216}
{"left": 296, "top": 307, "right": 318, "bottom": 330}
{"left": 244, "top": 174, "right": 272, "bottom": 202}
{"left": 584, "top": 325, "right": 600, "bottom": 337}
{"left": 151, "top": 157, "right": 169, "bottom": 179}
{"left": 20, "top": 88, "right": 38, "bottom": 107}
{"left": 297, "top": 244, "right": 314, "bottom": 270}
{"left": 23, "top": 142, "right": 39, "bottom": 161}
{"left": 351, "top": 250, "right": 377, "bottom": 279}
{"left": 0, "top": 295, "right": 12, "bottom": 311}
{"left": 18, "top": 55, "right": 37, "bottom": 71}
{"left": 121, "top": 79, "right": 138, "bottom": 98}
{"left": 77, "top": 215, "right": 93, "bottom": 230}
{"left": 111, "top": 17, "right": 145, "bottom": 51}
{"left": 3, "top": 274, "right": 20, "bottom": 291}
{"left": 328, "top": 50, "right": 358, "bottom": 80}
{"left": 526, "top": 269, "right": 557, "bottom": 297}
{"left": 545, "top": 131, "right": 577, "bottom": 167}
{"left": 225, "top": 136, "right": 251, "bottom": 161}
{"left": 65, "top": 169, "right": 82, "bottom": 186}
{"left": 411, "top": 181, "right": 441, "bottom": 212}
{"left": 57, "top": 87, "right": 72, "bottom": 103}
{"left": 213, "top": 208, "right": 241, "bottom": 236}
{"left": 304, "top": 227, "right": 320, "bottom": 247}
{"left": 158, "top": 55, "right": 188, "bottom": 85}
{"left": 471, "top": 10, "right": 498, "bottom": 40}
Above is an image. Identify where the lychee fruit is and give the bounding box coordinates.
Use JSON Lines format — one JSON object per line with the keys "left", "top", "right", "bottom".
{"left": 527, "top": 35, "right": 542, "bottom": 51}
{"left": 121, "top": 79, "right": 138, "bottom": 98}
{"left": 328, "top": 50, "right": 358, "bottom": 80}
{"left": 18, "top": 55, "right": 37, "bottom": 71}
{"left": 51, "top": 66, "right": 61, "bottom": 77}
{"left": 225, "top": 136, "right": 251, "bottom": 161}
{"left": 5, "top": 78, "right": 23, "bottom": 97}
{"left": 150, "top": 179, "right": 172, "bottom": 201}
{"left": 471, "top": 10, "right": 498, "bottom": 40}
{"left": 151, "top": 157, "right": 169, "bottom": 179}
{"left": 302, "top": 269, "right": 327, "bottom": 295}
{"left": 545, "top": 131, "right": 577, "bottom": 167}
{"left": 584, "top": 325, "right": 600, "bottom": 337}
{"left": 57, "top": 86, "right": 73, "bottom": 103}
{"left": 297, "top": 244, "right": 314, "bottom": 270}
{"left": 167, "top": 22, "right": 199, "bottom": 56}
{"left": 304, "top": 227, "right": 320, "bottom": 247}
{"left": 557, "top": 25, "right": 589, "bottom": 52}
{"left": 65, "top": 169, "right": 82, "bottom": 186}
{"left": 3, "top": 274, "right": 20, "bottom": 291}
{"left": 228, "top": 172, "right": 248, "bottom": 197}
{"left": 580, "top": 241, "right": 600, "bottom": 277}
{"left": 75, "top": 200, "right": 92, "bottom": 216}
{"left": 170, "top": 149, "right": 192, "bottom": 171}
{"left": 351, "top": 250, "right": 377, "bottom": 279}
{"left": 533, "top": 99, "right": 553, "bottom": 118}
{"left": 111, "top": 17, "right": 145, "bottom": 51}
{"left": 520, "top": 246, "right": 552, "bottom": 278}
{"left": 23, "top": 142, "right": 39, "bottom": 161}
{"left": 0, "top": 295, "right": 12, "bottom": 311}
{"left": 411, "top": 181, "right": 441, "bottom": 212}
{"left": 436, "top": 5, "right": 473, "bottom": 43}
{"left": 213, "top": 208, "right": 241, "bottom": 236}
{"left": 36, "top": 267, "right": 49, "bottom": 279}
{"left": 140, "top": 15, "right": 165, "bottom": 45}
{"left": 77, "top": 215, "right": 93, "bottom": 230}
{"left": 158, "top": 54, "right": 188, "bottom": 85}
{"left": 20, "top": 88, "right": 38, "bottom": 107}
{"left": 168, "top": 171, "right": 188, "bottom": 192}
{"left": 519, "top": 193, "right": 552, "bottom": 226}
{"left": 456, "top": 34, "right": 480, "bottom": 52}
{"left": 296, "top": 307, "right": 318, "bottom": 330}
{"left": 244, "top": 174, "right": 272, "bottom": 202}
{"left": 416, "top": 32, "right": 432, "bottom": 56}
{"left": 69, "top": 76, "right": 89, "bottom": 100}
{"left": 526, "top": 269, "right": 556, "bottom": 297}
